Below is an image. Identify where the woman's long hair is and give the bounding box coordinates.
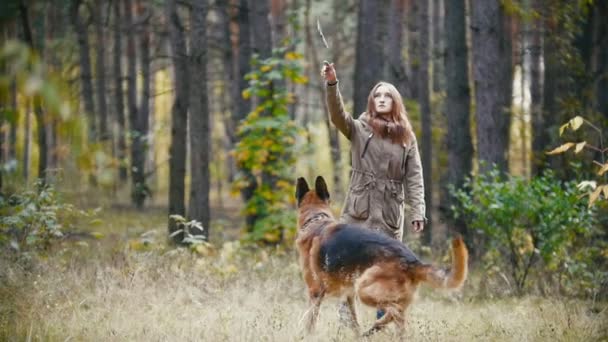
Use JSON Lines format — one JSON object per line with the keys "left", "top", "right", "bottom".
{"left": 366, "top": 82, "right": 414, "bottom": 146}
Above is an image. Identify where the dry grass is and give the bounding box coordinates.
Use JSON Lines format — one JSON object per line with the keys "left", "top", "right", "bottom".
{"left": 1, "top": 209, "right": 607, "bottom": 341}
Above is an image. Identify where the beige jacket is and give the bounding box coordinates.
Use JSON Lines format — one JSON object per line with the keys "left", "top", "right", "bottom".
{"left": 325, "top": 82, "right": 426, "bottom": 240}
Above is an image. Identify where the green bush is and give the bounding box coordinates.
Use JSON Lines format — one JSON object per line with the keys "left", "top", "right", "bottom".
{"left": 232, "top": 47, "right": 306, "bottom": 245}
{"left": 451, "top": 168, "right": 604, "bottom": 296}
{"left": 0, "top": 182, "right": 94, "bottom": 253}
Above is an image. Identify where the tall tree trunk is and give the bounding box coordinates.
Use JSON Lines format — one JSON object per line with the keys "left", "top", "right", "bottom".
{"left": 113, "top": 0, "right": 128, "bottom": 182}
{"left": 124, "top": 0, "right": 140, "bottom": 206}
{"left": 217, "top": 1, "right": 236, "bottom": 184}
{"left": 387, "top": 0, "right": 410, "bottom": 99}
{"left": 432, "top": 0, "right": 444, "bottom": 92}
{"left": 529, "top": 0, "right": 545, "bottom": 176}
{"left": 270, "top": 0, "right": 287, "bottom": 47}
{"left": 304, "top": 0, "right": 342, "bottom": 198}
{"left": 418, "top": 0, "right": 432, "bottom": 244}
{"left": 20, "top": 2, "right": 48, "bottom": 186}
{"left": 249, "top": 0, "right": 272, "bottom": 59}
{"left": 441, "top": 0, "right": 473, "bottom": 238}
{"left": 234, "top": 0, "right": 257, "bottom": 229}
{"left": 471, "top": 0, "right": 512, "bottom": 173}
{"left": 593, "top": 2, "right": 608, "bottom": 123}
{"left": 407, "top": 0, "right": 420, "bottom": 99}
{"left": 131, "top": 0, "right": 149, "bottom": 209}
{"left": 94, "top": 0, "right": 109, "bottom": 141}
{"left": 188, "top": 0, "right": 210, "bottom": 239}
{"left": 166, "top": 0, "right": 189, "bottom": 243}
{"left": 70, "top": 0, "right": 97, "bottom": 141}
{"left": 353, "top": 0, "right": 383, "bottom": 117}
{"left": 23, "top": 104, "right": 31, "bottom": 182}
{"left": 9, "top": 80, "right": 17, "bottom": 162}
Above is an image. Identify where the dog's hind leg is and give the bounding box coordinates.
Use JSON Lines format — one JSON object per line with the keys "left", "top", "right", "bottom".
{"left": 338, "top": 295, "right": 360, "bottom": 333}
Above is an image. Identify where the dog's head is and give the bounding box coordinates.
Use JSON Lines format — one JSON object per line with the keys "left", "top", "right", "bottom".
{"left": 295, "top": 176, "right": 330, "bottom": 208}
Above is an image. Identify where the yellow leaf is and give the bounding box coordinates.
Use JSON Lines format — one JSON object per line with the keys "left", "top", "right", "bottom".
{"left": 569, "top": 116, "right": 584, "bottom": 131}
{"left": 285, "top": 51, "right": 303, "bottom": 60}
{"left": 546, "top": 143, "right": 575, "bottom": 155}
{"left": 589, "top": 186, "right": 603, "bottom": 207}
{"left": 559, "top": 123, "right": 569, "bottom": 136}
{"left": 575, "top": 142, "right": 586, "bottom": 153}
{"left": 260, "top": 65, "right": 272, "bottom": 72}
{"left": 598, "top": 163, "right": 608, "bottom": 176}
{"left": 602, "top": 185, "right": 608, "bottom": 199}
{"left": 242, "top": 89, "right": 251, "bottom": 99}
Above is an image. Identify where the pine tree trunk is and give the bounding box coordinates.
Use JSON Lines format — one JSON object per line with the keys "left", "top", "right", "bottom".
{"left": 432, "top": 0, "right": 444, "bottom": 93}
{"left": 23, "top": 104, "right": 31, "bottom": 183}
{"left": 188, "top": 0, "right": 211, "bottom": 239}
{"left": 94, "top": 0, "right": 109, "bottom": 141}
{"left": 131, "top": 0, "right": 149, "bottom": 209}
{"left": 471, "top": 0, "right": 512, "bottom": 173}
{"left": 407, "top": 0, "right": 420, "bottom": 99}
{"left": 70, "top": 0, "right": 97, "bottom": 141}
{"left": 441, "top": 0, "right": 472, "bottom": 238}
{"left": 304, "top": 0, "right": 342, "bottom": 198}
{"left": 166, "top": 0, "right": 189, "bottom": 243}
{"left": 234, "top": 0, "right": 258, "bottom": 230}
{"left": 20, "top": 2, "right": 48, "bottom": 185}
{"left": 387, "top": 0, "right": 410, "bottom": 99}
{"left": 418, "top": 0, "right": 433, "bottom": 244}
{"left": 217, "top": 1, "right": 236, "bottom": 184}
{"left": 353, "top": 0, "right": 383, "bottom": 117}
{"left": 124, "top": 0, "right": 140, "bottom": 206}
{"left": 250, "top": 0, "right": 272, "bottom": 59}
{"left": 113, "top": 0, "right": 128, "bottom": 182}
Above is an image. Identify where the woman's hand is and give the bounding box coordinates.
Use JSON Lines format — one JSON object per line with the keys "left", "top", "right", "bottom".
{"left": 321, "top": 60, "right": 337, "bottom": 84}
{"left": 412, "top": 220, "right": 424, "bottom": 233}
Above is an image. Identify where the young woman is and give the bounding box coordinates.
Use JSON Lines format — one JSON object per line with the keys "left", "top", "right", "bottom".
{"left": 321, "top": 61, "right": 426, "bottom": 241}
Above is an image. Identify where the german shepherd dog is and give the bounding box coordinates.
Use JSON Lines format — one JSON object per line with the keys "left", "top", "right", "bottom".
{"left": 295, "top": 176, "right": 468, "bottom": 336}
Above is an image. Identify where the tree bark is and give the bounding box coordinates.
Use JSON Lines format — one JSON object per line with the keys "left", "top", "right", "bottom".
{"left": 113, "top": 0, "right": 128, "bottom": 182}
{"left": 70, "top": 0, "right": 97, "bottom": 141}
{"left": 387, "top": 0, "right": 410, "bottom": 99}
{"left": 593, "top": 2, "right": 608, "bottom": 123}
{"left": 188, "top": 0, "right": 211, "bottom": 239}
{"left": 94, "top": 0, "right": 109, "bottom": 141}
{"left": 529, "top": 0, "right": 545, "bottom": 176}
{"left": 249, "top": 0, "right": 272, "bottom": 59}
{"left": 432, "top": 0, "right": 444, "bottom": 92}
{"left": 440, "top": 0, "right": 473, "bottom": 238}
{"left": 130, "top": 0, "right": 149, "bottom": 209}
{"left": 353, "top": 0, "right": 383, "bottom": 117}
{"left": 234, "top": 0, "right": 258, "bottom": 229}
{"left": 217, "top": 0, "right": 236, "bottom": 183}
{"left": 418, "top": 0, "right": 432, "bottom": 244}
{"left": 407, "top": 0, "right": 420, "bottom": 99}
{"left": 270, "top": 0, "right": 287, "bottom": 47}
{"left": 166, "top": 0, "right": 189, "bottom": 243}
{"left": 20, "top": 1, "right": 48, "bottom": 186}
{"left": 471, "top": 0, "right": 512, "bottom": 173}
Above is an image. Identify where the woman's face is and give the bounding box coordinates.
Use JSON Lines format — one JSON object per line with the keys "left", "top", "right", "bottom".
{"left": 373, "top": 85, "right": 393, "bottom": 115}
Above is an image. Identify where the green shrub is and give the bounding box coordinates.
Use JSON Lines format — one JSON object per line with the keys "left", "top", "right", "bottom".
{"left": 0, "top": 182, "right": 94, "bottom": 253}
{"left": 451, "top": 167, "right": 603, "bottom": 295}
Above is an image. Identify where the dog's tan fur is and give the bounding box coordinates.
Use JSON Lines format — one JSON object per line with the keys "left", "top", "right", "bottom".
{"left": 295, "top": 176, "right": 468, "bottom": 335}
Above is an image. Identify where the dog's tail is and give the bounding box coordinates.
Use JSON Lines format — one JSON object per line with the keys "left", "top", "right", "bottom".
{"left": 413, "top": 236, "right": 468, "bottom": 289}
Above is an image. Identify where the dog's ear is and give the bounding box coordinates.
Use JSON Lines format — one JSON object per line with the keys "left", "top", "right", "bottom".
{"left": 296, "top": 177, "right": 310, "bottom": 206}
{"left": 315, "top": 176, "right": 330, "bottom": 202}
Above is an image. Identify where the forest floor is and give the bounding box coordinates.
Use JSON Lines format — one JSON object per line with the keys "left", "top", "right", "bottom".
{"left": 1, "top": 200, "right": 607, "bottom": 341}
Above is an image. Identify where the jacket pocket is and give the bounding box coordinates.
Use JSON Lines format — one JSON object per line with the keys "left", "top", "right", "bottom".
{"left": 346, "top": 186, "right": 370, "bottom": 220}
{"left": 382, "top": 187, "right": 404, "bottom": 230}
